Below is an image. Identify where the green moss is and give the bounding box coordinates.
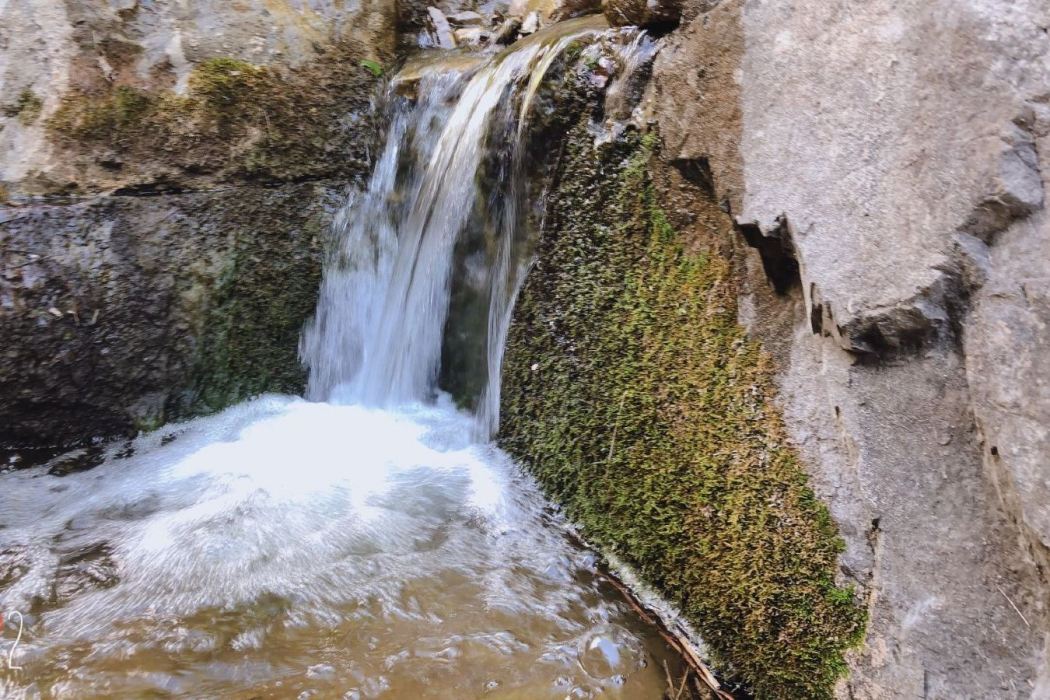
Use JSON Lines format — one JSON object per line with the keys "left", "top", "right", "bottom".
{"left": 499, "top": 129, "right": 866, "bottom": 698}
{"left": 49, "top": 86, "right": 156, "bottom": 143}
{"left": 4, "top": 89, "right": 44, "bottom": 124}
{"left": 191, "top": 58, "right": 263, "bottom": 98}
{"left": 48, "top": 43, "right": 381, "bottom": 183}
{"left": 186, "top": 187, "right": 325, "bottom": 414}
{"left": 359, "top": 59, "right": 384, "bottom": 77}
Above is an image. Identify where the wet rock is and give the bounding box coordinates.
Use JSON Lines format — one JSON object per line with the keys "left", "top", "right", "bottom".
{"left": 447, "top": 10, "right": 486, "bottom": 25}
{"left": 47, "top": 446, "right": 106, "bottom": 476}
{"left": 427, "top": 7, "right": 458, "bottom": 48}
{"left": 453, "top": 27, "right": 491, "bottom": 46}
{"left": 549, "top": 0, "right": 603, "bottom": 21}
{"left": 494, "top": 17, "right": 523, "bottom": 44}
{"left": 0, "top": 0, "right": 389, "bottom": 449}
{"left": 0, "top": 182, "right": 343, "bottom": 450}
{"left": 602, "top": 0, "right": 681, "bottom": 28}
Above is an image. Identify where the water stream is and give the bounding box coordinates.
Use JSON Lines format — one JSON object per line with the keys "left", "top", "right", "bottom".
{"left": 0, "top": 18, "right": 682, "bottom": 699}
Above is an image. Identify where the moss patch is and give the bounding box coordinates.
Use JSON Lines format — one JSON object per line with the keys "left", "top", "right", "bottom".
{"left": 499, "top": 130, "right": 865, "bottom": 698}
{"left": 3, "top": 89, "right": 44, "bottom": 124}
{"left": 48, "top": 45, "right": 382, "bottom": 184}
{"left": 183, "top": 186, "right": 329, "bottom": 415}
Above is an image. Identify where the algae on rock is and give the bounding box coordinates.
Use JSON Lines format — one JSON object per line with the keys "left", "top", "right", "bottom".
{"left": 499, "top": 129, "right": 866, "bottom": 698}
{"left": 47, "top": 46, "right": 384, "bottom": 189}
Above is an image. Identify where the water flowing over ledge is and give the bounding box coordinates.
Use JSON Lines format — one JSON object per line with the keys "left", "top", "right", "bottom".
{"left": 300, "top": 17, "right": 612, "bottom": 438}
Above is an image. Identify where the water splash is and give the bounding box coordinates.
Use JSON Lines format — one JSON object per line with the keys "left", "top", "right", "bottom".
{"left": 0, "top": 396, "right": 681, "bottom": 697}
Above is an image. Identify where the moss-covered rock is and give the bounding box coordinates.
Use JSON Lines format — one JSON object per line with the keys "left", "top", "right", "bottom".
{"left": 2, "top": 89, "right": 43, "bottom": 124}
{"left": 47, "top": 43, "right": 384, "bottom": 188}
{"left": 499, "top": 128, "right": 866, "bottom": 698}
{"left": 0, "top": 182, "right": 338, "bottom": 457}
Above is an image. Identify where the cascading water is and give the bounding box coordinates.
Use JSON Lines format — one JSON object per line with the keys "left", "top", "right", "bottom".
{"left": 301, "top": 17, "right": 611, "bottom": 434}
{"left": 0, "top": 19, "right": 683, "bottom": 700}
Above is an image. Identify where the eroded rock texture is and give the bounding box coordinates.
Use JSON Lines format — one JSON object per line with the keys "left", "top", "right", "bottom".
{"left": 0, "top": 0, "right": 395, "bottom": 454}
{"left": 651, "top": 0, "right": 1050, "bottom": 696}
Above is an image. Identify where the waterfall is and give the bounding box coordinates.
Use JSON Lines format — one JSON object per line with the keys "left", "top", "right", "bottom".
{"left": 301, "top": 17, "right": 609, "bottom": 436}
{"left": 0, "top": 19, "right": 692, "bottom": 698}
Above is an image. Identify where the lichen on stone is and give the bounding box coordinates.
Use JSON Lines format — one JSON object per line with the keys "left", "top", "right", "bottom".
{"left": 47, "top": 43, "right": 382, "bottom": 186}
{"left": 499, "top": 128, "right": 866, "bottom": 698}
{"left": 3, "top": 89, "right": 44, "bottom": 124}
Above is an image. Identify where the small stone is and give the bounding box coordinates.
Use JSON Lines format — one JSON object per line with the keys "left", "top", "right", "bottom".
{"left": 530, "top": 363, "right": 540, "bottom": 371}
{"left": 447, "top": 10, "right": 485, "bottom": 25}
{"left": 520, "top": 11, "right": 540, "bottom": 34}
{"left": 453, "top": 27, "right": 491, "bottom": 46}
{"left": 427, "top": 7, "right": 457, "bottom": 49}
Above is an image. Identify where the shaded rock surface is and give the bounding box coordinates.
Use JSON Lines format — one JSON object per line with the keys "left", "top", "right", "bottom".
{"left": 0, "top": 0, "right": 392, "bottom": 453}
{"left": 1, "top": 184, "right": 341, "bottom": 453}
{"left": 602, "top": 0, "right": 683, "bottom": 28}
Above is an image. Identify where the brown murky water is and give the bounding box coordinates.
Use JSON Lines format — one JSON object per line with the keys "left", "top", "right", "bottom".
{"left": 1, "top": 398, "right": 684, "bottom": 698}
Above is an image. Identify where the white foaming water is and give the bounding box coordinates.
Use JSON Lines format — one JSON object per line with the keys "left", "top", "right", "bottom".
{"left": 1, "top": 397, "right": 677, "bottom": 696}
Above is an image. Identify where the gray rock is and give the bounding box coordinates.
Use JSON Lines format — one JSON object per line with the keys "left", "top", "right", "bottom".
{"left": 453, "top": 27, "right": 492, "bottom": 46}
{"left": 0, "top": 0, "right": 389, "bottom": 454}
{"left": 447, "top": 10, "right": 486, "bottom": 25}
{"left": 0, "top": 183, "right": 344, "bottom": 452}
{"left": 602, "top": 0, "right": 681, "bottom": 27}
{"left": 427, "top": 6, "right": 458, "bottom": 48}
{"left": 652, "top": 0, "right": 1050, "bottom": 695}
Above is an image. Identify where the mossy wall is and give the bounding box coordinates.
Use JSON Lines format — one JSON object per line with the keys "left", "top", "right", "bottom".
{"left": 499, "top": 128, "right": 866, "bottom": 698}
{"left": 47, "top": 48, "right": 384, "bottom": 187}
{"left": 0, "top": 38, "right": 387, "bottom": 455}
{"left": 0, "top": 182, "right": 337, "bottom": 455}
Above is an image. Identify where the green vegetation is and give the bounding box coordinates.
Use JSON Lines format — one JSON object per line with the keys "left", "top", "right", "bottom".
{"left": 3, "top": 89, "right": 44, "bottom": 124}
{"left": 499, "top": 129, "right": 866, "bottom": 698}
{"left": 360, "top": 59, "right": 384, "bottom": 77}
{"left": 186, "top": 186, "right": 326, "bottom": 414}
{"left": 49, "top": 85, "right": 154, "bottom": 144}
{"left": 48, "top": 46, "right": 381, "bottom": 182}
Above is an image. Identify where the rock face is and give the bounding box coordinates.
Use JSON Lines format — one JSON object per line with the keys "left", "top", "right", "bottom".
{"left": 649, "top": 0, "right": 1050, "bottom": 696}
{"left": 3, "top": 0, "right": 1049, "bottom": 696}
{"left": 1, "top": 184, "right": 339, "bottom": 450}
{"left": 0, "top": 0, "right": 394, "bottom": 455}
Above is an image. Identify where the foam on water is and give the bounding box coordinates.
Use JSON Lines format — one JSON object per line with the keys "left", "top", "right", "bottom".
{"left": 0, "top": 397, "right": 680, "bottom": 697}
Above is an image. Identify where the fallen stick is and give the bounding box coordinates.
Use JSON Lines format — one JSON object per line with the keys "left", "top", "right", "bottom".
{"left": 598, "top": 566, "right": 734, "bottom": 699}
